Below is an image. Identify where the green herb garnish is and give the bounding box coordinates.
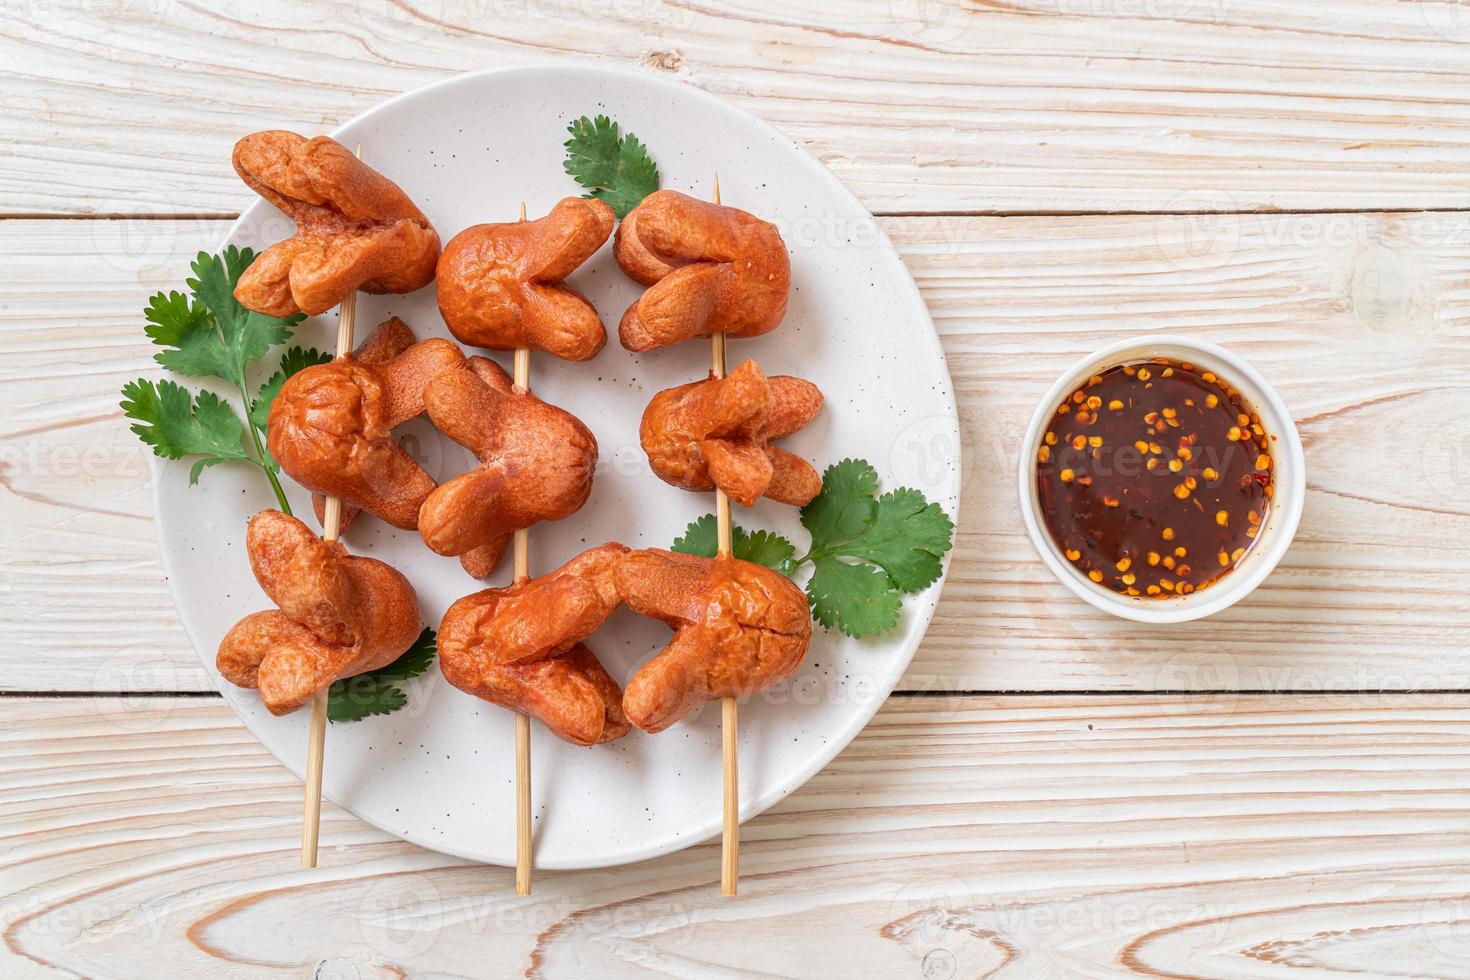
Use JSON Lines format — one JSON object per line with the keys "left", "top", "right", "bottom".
{"left": 673, "top": 515, "right": 799, "bottom": 577}
{"left": 328, "top": 628, "right": 437, "bottom": 723}
{"left": 124, "top": 251, "right": 431, "bottom": 720}
{"left": 671, "top": 459, "right": 955, "bottom": 638}
{"left": 563, "top": 115, "right": 660, "bottom": 218}
{"left": 120, "top": 380, "right": 251, "bottom": 486}
{"left": 120, "top": 247, "right": 327, "bottom": 509}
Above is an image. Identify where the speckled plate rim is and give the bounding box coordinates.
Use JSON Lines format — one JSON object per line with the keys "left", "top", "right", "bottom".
{"left": 1016, "top": 334, "right": 1304, "bottom": 625}
{"left": 149, "top": 64, "right": 961, "bottom": 868}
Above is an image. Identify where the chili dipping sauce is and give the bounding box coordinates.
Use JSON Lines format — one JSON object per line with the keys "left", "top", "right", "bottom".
{"left": 1036, "top": 358, "right": 1274, "bottom": 599}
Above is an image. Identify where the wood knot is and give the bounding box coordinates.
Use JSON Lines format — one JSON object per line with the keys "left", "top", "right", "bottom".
{"left": 643, "top": 50, "right": 683, "bottom": 72}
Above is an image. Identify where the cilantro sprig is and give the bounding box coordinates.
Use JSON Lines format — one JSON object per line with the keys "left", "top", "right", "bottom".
{"left": 328, "top": 628, "right": 436, "bottom": 723}
{"left": 563, "top": 115, "right": 660, "bottom": 218}
{"left": 123, "top": 249, "right": 428, "bottom": 721}
{"left": 672, "top": 459, "right": 955, "bottom": 639}
{"left": 120, "top": 247, "right": 329, "bottom": 508}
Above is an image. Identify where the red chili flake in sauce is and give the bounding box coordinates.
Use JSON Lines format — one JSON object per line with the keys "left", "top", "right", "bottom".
{"left": 1036, "top": 358, "right": 1273, "bottom": 599}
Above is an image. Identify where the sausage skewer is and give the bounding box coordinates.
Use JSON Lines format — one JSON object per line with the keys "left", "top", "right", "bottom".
{"left": 706, "top": 175, "right": 741, "bottom": 897}
{"left": 435, "top": 193, "right": 616, "bottom": 890}
{"left": 300, "top": 154, "right": 362, "bottom": 868}
{"left": 511, "top": 202, "right": 534, "bottom": 897}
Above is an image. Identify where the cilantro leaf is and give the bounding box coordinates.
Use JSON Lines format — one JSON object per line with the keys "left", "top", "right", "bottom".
{"left": 840, "top": 488, "right": 955, "bottom": 592}
{"left": 328, "top": 627, "right": 436, "bottom": 723}
{"left": 368, "top": 628, "right": 437, "bottom": 685}
{"left": 563, "top": 115, "right": 660, "bottom": 218}
{"left": 799, "top": 466, "right": 954, "bottom": 632}
{"left": 186, "top": 246, "right": 303, "bottom": 387}
{"left": 806, "top": 556, "right": 901, "bottom": 639}
{"left": 250, "top": 346, "right": 333, "bottom": 432}
{"left": 672, "top": 514, "right": 798, "bottom": 576}
{"left": 740, "top": 528, "right": 798, "bottom": 577}
{"left": 120, "top": 378, "right": 250, "bottom": 484}
{"left": 800, "top": 458, "right": 880, "bottom": 553}
{"left": 671, "top": 514, "right": 720, "bottom": 556}
{"left": 327, "top": 682, "right": 406, "bottom": 722}
{"left": 144, "top": 289, "right": 235, "bottom": 379}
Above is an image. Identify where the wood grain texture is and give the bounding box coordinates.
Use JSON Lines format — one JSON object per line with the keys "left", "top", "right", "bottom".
{"left": 4, "top": 694, "right": 1470, "bottom": 978}
{"left": 898, "top": 208, "right": 1470, "bottom": 691}
{"left": 7, "top": 1, "right": 1470, "bottom": 215}
{"left": 4, "top": 214, "right": 1468, "bottom": 692}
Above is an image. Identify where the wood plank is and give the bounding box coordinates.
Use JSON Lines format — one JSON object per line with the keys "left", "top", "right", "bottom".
{"left": 7, "top": 1, "right": 1470, "bottom": 214}
{"left": 3, "top": 694, "right": 1470, "bottom": 978}
{"left": 3, "top": 214, "right": 1467, "bottom": 693}
{"left": 898, "top": 208, "right": 1470, "bottom": 692}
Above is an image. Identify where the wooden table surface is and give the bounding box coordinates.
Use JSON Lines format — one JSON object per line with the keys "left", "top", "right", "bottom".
{"left": 4, "top": 2, "right": 1470, "bottom": 977}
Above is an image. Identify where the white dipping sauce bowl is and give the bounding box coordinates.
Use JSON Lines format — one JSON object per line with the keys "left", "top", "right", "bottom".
{"left": 1017, "top": 335, "right": 1305, "bottom": 624}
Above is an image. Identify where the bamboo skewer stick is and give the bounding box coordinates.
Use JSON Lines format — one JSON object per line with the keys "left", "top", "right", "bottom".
{"left": 709, "top": 174, "right": 740, "bottom": 897}
{"left": 512, "top": 202, "right": 534, "bottom": 897}
{"left": 301, "top": 150, "right": 362, "bottom": 868}
{"left": 301, "top": 673, "right": 329, "bottom": 865}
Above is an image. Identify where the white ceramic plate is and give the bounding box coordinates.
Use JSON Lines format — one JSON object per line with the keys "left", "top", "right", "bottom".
{"left": 154, "top": 66, "right": 960, "bottom": 869}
